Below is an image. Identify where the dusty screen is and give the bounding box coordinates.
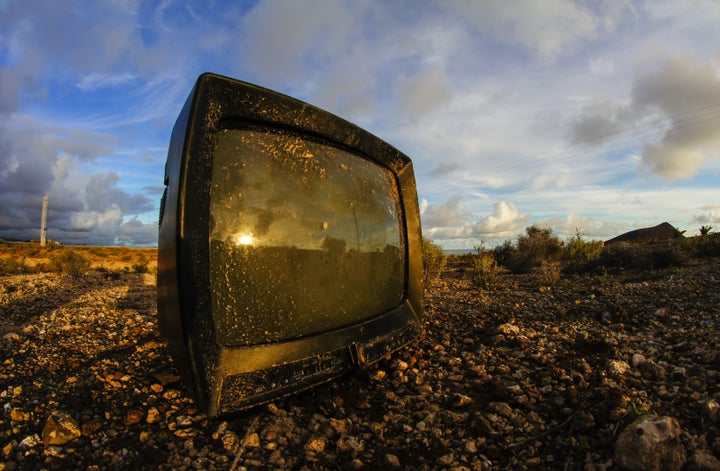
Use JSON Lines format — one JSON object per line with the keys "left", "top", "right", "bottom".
{"left": 209, "top": 129, "right": 405, "bottom": 346}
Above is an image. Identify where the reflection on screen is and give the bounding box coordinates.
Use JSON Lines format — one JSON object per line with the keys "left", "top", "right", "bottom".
{"left": 209, "top": 129, "right": 405, "bottom": 346}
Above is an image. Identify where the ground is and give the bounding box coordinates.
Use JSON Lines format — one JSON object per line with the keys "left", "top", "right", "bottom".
{"left": 1, "top": 248, "right": 719, "bottom": 470}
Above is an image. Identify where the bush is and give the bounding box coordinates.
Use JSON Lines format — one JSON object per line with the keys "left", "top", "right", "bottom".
{"left": 600, "top": 241, "right": 688, "bottom": 271}
{"left": 467, "top": 244, "right": 500, "bottom": 290}
{"left": 506, "top": 225, "right": 563, "bottom": 274}
{"left": 50, "top": 249, "right": 90, "bottom": 275}
{"left": 563, "top": 236, "right": 604, "bottom": 274}
{"left": 492, "top": 240, "right": 515, "bottom": 268}
{"left": 688, "top": 233, "right": 720, "bottom": 258}
{"left": 422, "top": 237, "right": 446, "bottom": 285}
{"left": 0, "top": 257, "right": 27, "bottom": 275}
{"left": 132, "top": 263, "right": 149, "bottom": 274}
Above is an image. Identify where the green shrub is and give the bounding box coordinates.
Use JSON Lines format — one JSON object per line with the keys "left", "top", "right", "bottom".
{"left": 563, "top": 236, "right": 604, "bottom": 274}
{"left": 492, "top": 240, "right": 515, "bottom": 268}
{"left": 467, "top": 244, "right": 500, "bottom": 290}
{"left": 506, "top": 225, "right": 563, "bottom": 274}
{"left": 600, "top": 241, "right": 688, "bottom": 271}
{"left": 422, "top": 237, "right": 446, "bottom": 285}
{"left": 50, "top": 249, "right": 90, "bottom": 275}
{"left": 688, "top": 233, "right": 720, "bottom": 257}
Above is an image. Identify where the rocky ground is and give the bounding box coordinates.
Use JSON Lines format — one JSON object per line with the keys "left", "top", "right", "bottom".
{"left": 1, "top": 257, "right": 720, "bottom": 470}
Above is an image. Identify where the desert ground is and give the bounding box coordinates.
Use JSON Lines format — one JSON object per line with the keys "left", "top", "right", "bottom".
{"left": 1, "top": 243, "right": 720, "bottom": 470}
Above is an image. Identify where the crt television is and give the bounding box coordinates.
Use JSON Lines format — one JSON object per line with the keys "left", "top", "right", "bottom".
{"left": 158, "top": 73, "right": 424, "bottom": 417}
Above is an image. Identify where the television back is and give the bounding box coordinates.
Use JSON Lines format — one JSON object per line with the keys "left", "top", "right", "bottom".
{"left": 158, "top": 73, "right": 424, "bottom": 417}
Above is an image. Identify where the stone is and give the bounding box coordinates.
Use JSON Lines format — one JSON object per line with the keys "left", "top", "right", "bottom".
{"left": 304, "top": 437, "right": 325, "bottom": 453}
{"left": 606, "top": 360, "right": 630, "bottom": 377}
{"left": 385, "top": 453, "right": 401, "bottom": 467}
{"left": 614, "top": 415, "right": 686, "bottom": 471}
{"left": 497, "top": 323, "right": 520, "bottom": 336}
{"left": 42, "top": 412, "right": 81, "bottom": 446}
{"left": 687, "top": 449, "right": 720, "bottom": 471}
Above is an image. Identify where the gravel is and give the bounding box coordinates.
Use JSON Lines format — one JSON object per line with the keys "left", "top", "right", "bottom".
{"left": 1, "top": 257, "right": 720, "bottom": 470}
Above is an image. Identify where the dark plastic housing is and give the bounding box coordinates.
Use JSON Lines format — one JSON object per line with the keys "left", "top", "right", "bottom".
{"left": 158, "top": 73, "right": 424, "bottom": 417}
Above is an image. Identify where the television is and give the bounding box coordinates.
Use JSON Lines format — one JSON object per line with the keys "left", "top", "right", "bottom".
{"left": 158, "top": 73, "right": 424, "bottom": 418}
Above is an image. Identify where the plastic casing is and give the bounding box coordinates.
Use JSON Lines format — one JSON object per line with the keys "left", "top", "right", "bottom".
{"left": 157, "top": 73, "right": 424, "bottom": 417}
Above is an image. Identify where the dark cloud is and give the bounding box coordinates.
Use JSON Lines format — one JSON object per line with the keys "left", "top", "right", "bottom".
{"left": 116, "top": 217, "right": 159, "bottom": 247}
{"left": 86, "top": 173, "right": 154, "bottom": 214}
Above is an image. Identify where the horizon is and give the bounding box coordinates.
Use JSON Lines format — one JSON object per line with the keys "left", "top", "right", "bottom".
{"left": 1, "top": 1, "right": 719, "bottom": 248}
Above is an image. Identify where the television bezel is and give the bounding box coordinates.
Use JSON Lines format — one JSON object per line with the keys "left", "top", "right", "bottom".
{"left": 158, "top": 73, "right": 424, "bottom": 417}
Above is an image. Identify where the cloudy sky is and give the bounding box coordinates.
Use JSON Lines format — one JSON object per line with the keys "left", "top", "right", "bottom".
{"left": 1, "top": 0, "right": 719, "bottom": 248}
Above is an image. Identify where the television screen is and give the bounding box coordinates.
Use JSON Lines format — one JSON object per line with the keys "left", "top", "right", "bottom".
{"left": 158, "top": 73, "right": 424, "bottom": 417}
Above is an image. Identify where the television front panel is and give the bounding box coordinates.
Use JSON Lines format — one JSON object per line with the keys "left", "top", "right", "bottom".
{"left": 158, "top": 73, "right": 424, "bottom": 417}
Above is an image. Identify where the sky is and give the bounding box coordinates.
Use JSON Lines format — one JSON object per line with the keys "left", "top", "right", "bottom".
{"left": 1, "top": 0, "right": 719, "bottom": 248}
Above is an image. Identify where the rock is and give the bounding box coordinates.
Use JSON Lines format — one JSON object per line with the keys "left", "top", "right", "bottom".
{"left": 243, "top": 432, "right": 261, "bottom": 448}
{"left": 42, "top": 411, "right": 81, "bottom": 446}
{"left": 687, "top": 449, "right": 720, "bottom": 471}
{"left": 497, "top": 323, "right": 520, "bottom": 336}
{"left": 385, "top": 453, "right": 401, "bottom": 467}
{"left": 606, "top": 360, "right": 630, "bottom": 377}
{"left": 614, "top": 415, "right": 686, "bottom": 471}
{"left": 304, "top": 437, "right": 326, "bottom": 453}
{"left": 631, "top": 353, "right": 647, "bottom": 367}
{"left": 705, "top": 400, "right": 720, "bottom": 423}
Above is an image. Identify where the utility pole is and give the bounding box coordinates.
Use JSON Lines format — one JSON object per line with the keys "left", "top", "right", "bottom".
{"left": 40, "top": 193, "right": 48, "bottom": 247}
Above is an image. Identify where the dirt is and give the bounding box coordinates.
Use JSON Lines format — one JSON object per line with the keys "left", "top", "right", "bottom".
{"left": 1, "top": 255, "right": 720, "bottom": 470}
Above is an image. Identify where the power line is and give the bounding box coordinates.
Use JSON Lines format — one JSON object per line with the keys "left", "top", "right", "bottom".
{"left": 466, "top": 102, "right": 720, "bottom": 179}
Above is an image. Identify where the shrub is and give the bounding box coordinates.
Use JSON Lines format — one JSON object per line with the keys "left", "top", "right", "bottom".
{"left": 422, "top": 237, "right": 446, "bottom": 285}
{"left": 492, "top": 240, "right": 515, "bottom": 268}
{"left": 50, "top": 249, "right": 90, "bottom": 275}
{"left": 600, "top": 241, "right": 688, "bottom": 271}
{"left": 563, "top": 236, "right": 604, "bottom": 274}
{"left": 506, "top": 225, "right": 563, "bottom": 274}
{"left": 0, "top": 257, "right": 27, "bottom": 275}
{"left": 467, "top": 244, "right": 500, "bottom": 290}
{"left": 688, "top": 233, "right": 720, "bottom": 258}
{"left": 132, "top": 263, "right": 149, "bottom": 274}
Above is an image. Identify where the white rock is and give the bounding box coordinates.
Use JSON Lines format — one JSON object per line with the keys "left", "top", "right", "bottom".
{"left": 614, "top": 415, "right": 686, "bottom": 471}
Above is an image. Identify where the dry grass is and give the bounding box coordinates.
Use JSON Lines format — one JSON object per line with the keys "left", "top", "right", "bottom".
{"left": 0, "top": 241, "right": 157, "bottom": 274}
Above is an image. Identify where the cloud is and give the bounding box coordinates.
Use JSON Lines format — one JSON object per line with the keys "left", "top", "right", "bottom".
{"left": 0, "top": 116, "right": 154, "bottom": 244}
{"left": 239, "top": 0, "right": 360, "bottom": 85}
{"left": 691, "top": 208, "right": 720, "bottom": 225}
{"left": 77, "top": 72, "right": 136, "bottom": 91}
{"left": 397, "top": 67, "right": 453, "bottom": 116}
{"left": 570, "top": 56, "right": 720, "bottom": 182}
{"left": 420, "top": 195, "right": 468, "bottom": 228}
{"left": 116, "top": 217, "right": 159, "bottom": 247}
{"left": 446, "top": 0, "right": 622, "bottom": 59}
{"left": 422, "top": 198, "right": 529, "bottom": 241}
{"left": 534, "top": 215, "right": 628, "bottom": 239}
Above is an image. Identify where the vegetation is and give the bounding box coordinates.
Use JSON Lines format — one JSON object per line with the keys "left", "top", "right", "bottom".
{"left": 421, "top": 237, "right": 446, "bottom": 286}
{"left": 467, "top": 244, "right": 500, "bottom": 290}
{"left": 447, "top": 224, "right": 720, "bottom": 287}
{"left": 0, "top": 242, "right": 157, "bottom": 276}
{"left": 49, "top": 249, "right": 91, "bottom": 275}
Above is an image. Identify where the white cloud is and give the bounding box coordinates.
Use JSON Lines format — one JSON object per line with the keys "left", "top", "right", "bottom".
{"left": 423, "top": 198, "right": 528, "bottom": 241}
{"left": 77, "top": 72, "right": 136, "bottom": 90}
{"left": 445, "top": 0, "right": 615, "bottom": 59}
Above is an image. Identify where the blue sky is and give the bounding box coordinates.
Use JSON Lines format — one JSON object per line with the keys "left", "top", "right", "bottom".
{"left": 1, "top": 0, "right": 719, "bottom": 247}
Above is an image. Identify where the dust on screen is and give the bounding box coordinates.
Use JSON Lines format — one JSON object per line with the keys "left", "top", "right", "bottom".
{"left": 209, "top": 129, "right": 405, "bottom": 346}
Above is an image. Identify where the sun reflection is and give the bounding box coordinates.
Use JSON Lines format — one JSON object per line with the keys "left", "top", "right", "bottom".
{"left": 236, "top": 234, "right": 254, "bottom": 246}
